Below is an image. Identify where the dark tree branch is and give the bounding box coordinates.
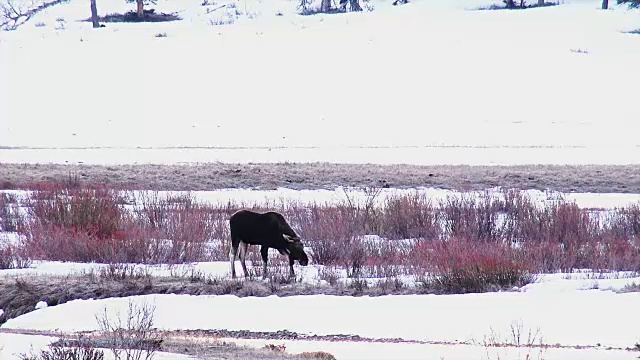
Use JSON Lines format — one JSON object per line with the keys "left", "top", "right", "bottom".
{"left": 1, "top": 0, "right": 67, "bottom": 31}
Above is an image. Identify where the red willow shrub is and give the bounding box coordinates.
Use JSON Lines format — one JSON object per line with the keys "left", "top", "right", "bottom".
{"left": 0, "top": 243, "right": 30, "bottom": 269}
{"left": 607, "top": 203, "right": 640, "bottom": 241}
{"left": 20, "top": 188, "right": 223, "bottom": 263}
{"left": 381, "top": 193, "right": 440, "bottom": 240}
{"left": 412, "top": 238, "right": 534, "bottom": 293}
{"left": 133, "top": 192, "right": 223, "bottom": 263}
{"left": 440, "top": 191, "right": 505, "bottom": 242}
{"left": 291, "top": 202, "right": 398, "bottom": 277}
{"left": 27, "top": 187, "right": 122, "bottom": 239}
{"left": 21, "top": 187, "right": 124, "bottom": 262}
{"left": 0, "top": 193, "right": 20, "bottom": 232}
{"left": 9, "top": 182, "right": 640, "bottom": 276}
{"left": 294, "top": 204, "right": 358, "bottom": 266}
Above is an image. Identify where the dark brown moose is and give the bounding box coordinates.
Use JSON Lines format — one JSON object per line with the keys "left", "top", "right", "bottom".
{"left": 229, "top": 210, "right": 309, "bottom": 279}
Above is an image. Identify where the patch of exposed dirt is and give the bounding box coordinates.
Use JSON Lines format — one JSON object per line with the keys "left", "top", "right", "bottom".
{"left": 2, "top": 163, "right": 640, "bottom": 193}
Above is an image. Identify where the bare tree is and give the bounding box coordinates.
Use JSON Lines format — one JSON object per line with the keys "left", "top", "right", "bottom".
{"left": 348, "top": 0, "right": 362, "bottom": 11}
{"left": 126, "top": 0, "right": 155, "bottom": 18}
{"left": 1, "top": 0, "right": 67, "bottom": 30}
{"left": 320, "top": 0, "right": 330, "bottom": 12}
{"left": 90, "top": 0, "right": 100, "bottom": 27}
{"left": 136, "top": 0, "right": 143, "bottom": 17}
{"left": 617, "top": 0, "right": 640, "bottom": 8}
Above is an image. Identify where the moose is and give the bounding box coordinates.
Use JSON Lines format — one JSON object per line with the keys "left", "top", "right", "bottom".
{"left": 229, "top": 209, "right": 309, "bottom": 279}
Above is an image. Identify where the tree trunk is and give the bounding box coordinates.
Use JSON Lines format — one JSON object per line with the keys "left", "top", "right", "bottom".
{"left": 350, "top": 0, "right": 362, "bottom": 11}
{"left": 320, "top": 0, "right": 331, "bottom": 12}
{"left": 137, "top": 0, "right": 144, "bottom": 18}
{"left": 505, "top": 0, "right": 515, "bottom": 7}
{"left": 601, "top": 0, "right": 608, "bottom": 9}
{"left": 90, "top": 0, "right": 99, "bottom": 28}
{"left": 537, "top": 0, "right": 544, "bottom": 5}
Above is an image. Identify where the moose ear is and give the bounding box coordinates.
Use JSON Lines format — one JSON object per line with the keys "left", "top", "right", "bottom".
{"left": 283, "top": 234, "right": 295, "bottom": 243}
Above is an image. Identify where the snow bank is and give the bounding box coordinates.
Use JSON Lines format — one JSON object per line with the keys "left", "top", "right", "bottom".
{"left": 1, "top": 0, "right": 639, "bottom": 166}
{"left": 4, "top": 287, "right": 640, "bottom": 349}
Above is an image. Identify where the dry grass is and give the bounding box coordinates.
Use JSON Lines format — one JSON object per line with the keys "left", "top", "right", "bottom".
{"left": 0, "top": 269, "right": 459, "bottom": 325}
{"left": 161, "top": 335, "right": 336, "bottom": 359}
{"left": 2, "top": 163, "right": 640, "bottom": 193}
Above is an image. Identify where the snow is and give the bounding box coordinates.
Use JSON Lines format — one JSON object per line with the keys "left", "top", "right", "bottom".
{"left": 3, "top": 260, "right": 640, "bottom": 357}
{"left": 3, "top": 186, "right": 640, "bottom": 213}
{"left": 3, "top": 259, "right": 640, "bottom": 359}
{"left": 225, "top": 338, "right": 637, "bottom": 360}
{"left": 34, "top": 301, "right": 48, "bottom": 310}
{"left": 2, "top": 0, "right": 640, "bottom": 357}
{"left": 3, "top": 286, "right": 640, "bottom": 352}
{"left": 130, "top": 187, "right": 640, "bottom": 209}
{"left": 0, "top": 333, "right": 59, "bottom": 360}
{"left": 0, "top": 333, "right": 195, "bottom": 360}
{"left": 1, "top": 0, "right": 640, "bottom": 166}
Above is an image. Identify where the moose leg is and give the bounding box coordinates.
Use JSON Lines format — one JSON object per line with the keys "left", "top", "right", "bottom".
{"left": 229, "top": 244, "right": 238, "bottom": 278}
{"left": 260, "top": 246, "right": 269, "bottom": 279}
{"left": 239, "top": 242, "right": 250, "bottom": 277}
{"left": 289, "top": 255, "right": 296, "bottom": 279}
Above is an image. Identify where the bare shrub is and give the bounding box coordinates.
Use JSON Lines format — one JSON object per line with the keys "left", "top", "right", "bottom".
{"left": 296, "top": 204, "right": 357, "bottom": 266}
{"left": 343, "top": 236, "right": 367, "bottom": 277}
{"left": 374, "top": 277, "right": 405, "bottom": 293}
{"left": 499, "top": 188, "right": 543, "bottom": 243}
{"left": 299, "top": 351, "right": 337, "bottom": 360}
{"left": 318, "top": 266, "right": 340, "bottom": 286}
{"left": 263, "top": 343, "right": 286, "bottom": 353}
{"left": 99, "top": 263, "right": 151, "bottom": 281}
{"left": 520, "top": 240, "right": 567, "bottom": 272}
{"left": 26, "top": 187, "right": 122, "bottom": 239}
{"left": 0, "top": 192, "right": 21, "bottom": 232}
{"left": 347, "top": 277, "right": 368, "bottom": 293}
{"left": 416, "top": 238, "right": 534, "bottom": 293}
{"left": 1, "top": 0, "right": 67, "bottom": 31}
{"left": 381, "top": 193, "right": 440, "bottom": 240}
{"left": 342, "top": 187, "right": 384, "bottom": 234}
{"left": 21, "top": 222, "right": 119, "bottom": 262}
{"left": 11, "top": 180, "right": 640, "bottom": 275}
{"left": 607, "top": 202, "right": 640, "bottom": 241}
{"left": 360, "top": 239, "right": 408, "bottom": 278}
{"left": 574, "top": 236, "right": 640, "bottom": 272}
{"left": 246, "top": 255, "right": 296, "bottom": 283}
{"left": 96, "top": 9, "right": 180, "bottom": 23}
{"left": 479, "top": 320, "right": 545, "bottom": 360}
{"left": 18, "top": 339, "right": 105, "bottom": 360}
{"left": 441, "top": 191, "right": 504, "bottom": 242}
{"left": 545, "top": 201, "right": 600, "bottom": 248}
{"left": 134, "top": 192, "right": 216, "bottom": 263}
{"left": 95, "top": 300, "right": 162, "bottom": 360}
{"left": 112, "top": 218, "right": 165, "bottom": 264}
{"left": 0, "top": 243, "right": 30, "bottom": 269}
{"left": 294, "top": 203, "right": 381, "bottom": 277}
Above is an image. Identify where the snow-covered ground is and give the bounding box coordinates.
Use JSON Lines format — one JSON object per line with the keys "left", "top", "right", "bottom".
{"left": 3, "top": 0, "right": 640, "bottom": 357}
{"left": 4, "top": 185, "right": 640, "bottom": 210}
{"left": 0, "top": 332, "right": 195, "bottom": 360}
{"left": 1, "top": 0, "right": 639, "bottom": 165}
{"left": 2, "top": 265, "right": 640, "bottom": 359}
